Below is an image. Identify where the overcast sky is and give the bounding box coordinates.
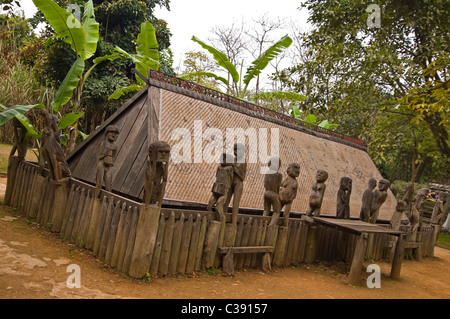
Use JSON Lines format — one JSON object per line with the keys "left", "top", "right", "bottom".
{"left": 17, "top": 0, "right": 309, "bottom": 87}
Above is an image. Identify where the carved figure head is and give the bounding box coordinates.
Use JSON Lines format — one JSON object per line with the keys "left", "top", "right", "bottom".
{"left": 378, "top": 179, "right": 391, "bottom": 191}
{"left": 339, "top": 177, "right": 352, "bottom": 191}
{"left": 287, "top": 163, "right": 300, "bottom": 178}
{"left": 368, "top": 178, "right": 377, "bottom": 189}
{"left": 395, "top": 200, "right": 407, "bottom": 212}
{"left": 316, "top": 170, "right": 329, "bottom": 183}
{"left": 105, "top": 125, "right": 119, "bottom": 142}
{"left": 149, "top": 141, "right": 171, "bottom": 162}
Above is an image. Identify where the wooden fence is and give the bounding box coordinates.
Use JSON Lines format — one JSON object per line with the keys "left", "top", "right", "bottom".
{"left": 5, "top": 159, "right": 437, "bottom": 279}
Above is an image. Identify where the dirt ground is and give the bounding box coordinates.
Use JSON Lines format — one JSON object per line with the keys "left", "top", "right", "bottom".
{"left": 0, "top": 177, "right": 449, "bottom": 300}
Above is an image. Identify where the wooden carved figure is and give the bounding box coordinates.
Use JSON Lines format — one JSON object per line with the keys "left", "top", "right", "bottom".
{"left": 430, "top": 192, "right": 449, "bottom": 227}
{"left": 369, "top": 179, "right": 390, "bottom": 223}
{"left": 10, "top": 117, "right": 28, "bottom": 160}
{"left": 359, "top": 178, "right": 377, "bottom": 222}
{"left": 143, "top": 141, "right": 171, "bottom": 206}
{"left": 39, "top": 109, "right": 71, "bottom": 181}
{"left": 406, "top": 188, "right": 429, "bottom": 241}
{"left": 336, "top": 177, "right": 352, "bottom": 219}
{"left": 390, "top": 200, "right": 408, "bottom": 231}
{"left": 306, "top": 169, "right": 329, "bottom": 217}
{"left": 278, "top": 162, "right": 300, "bottom": 226}
{"left": 95, "top": 125, "right": 119, "bottom": 198}
{"left": 207, "top": 153, "right": 234, "bottom": 222}
{"left": 223, "top": 143, "right": 247, "bottom": 226}
{"left": 402, "top": 182, "right": 415, "bottom": 217}
{"left": 262, "top": 157, "right": 283, "bottom": 223}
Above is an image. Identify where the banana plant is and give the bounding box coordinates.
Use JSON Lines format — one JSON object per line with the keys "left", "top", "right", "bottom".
{"left": 291, "top": 105, "right": 339, "bottom": 130}
{"left": 179, "top": 35, "right": 295, "bottom": 100}
{"left": 109, "top": 22, "right": 160, "bottom": 100}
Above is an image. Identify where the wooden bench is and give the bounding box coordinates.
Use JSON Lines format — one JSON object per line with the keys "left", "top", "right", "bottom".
{"left": 218, "top": 246, "right": 274, "bottom": 276}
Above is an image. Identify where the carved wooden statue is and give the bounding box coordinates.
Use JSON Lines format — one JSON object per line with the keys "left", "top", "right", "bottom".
{"left": 430, "top": 192, "right": 450, "bottom": 227}
{"left": 306, "top": 169, "right": 328, "bottom": 217}
{"left": 369, "top": 179, "right": 391, "bottom": 223}
{"left": 402, "top": 182, "right": 415, "bottom": 217}
{"left": 278, "top": 162, "right": 300, "bottom": 226}
{"left": 359, "top": 178, "right": 377, "bottom": 222}
{"left": 143, "top": 141, "right": 171, "bottom": 206}
{"left": 223, "top": 143, "right": 247, "bottom": 226}
{"left": 207, "top": 153, "right": 234, "bottom": 222}
{"left": 95, "top": 125, "right": 119, "bottom": 198}
{"left": 39, "top": 109, "right": 71, "bottom": 181}
{"left": 390, "top": 200, "right": 407, "bottom": 231}
{"left": 10, "top": 117, "right": 28, "bottom": 160}
{"left": 262, "top": 157, "right": 283, "bottom": 224}
{"left": 336, "top": 177, "right": 352, "bottom": 219}
{"left": 406, "top": 188, "right": 429, "bottom": 241}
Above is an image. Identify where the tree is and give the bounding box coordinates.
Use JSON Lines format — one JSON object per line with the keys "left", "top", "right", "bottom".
{"left": 178, "top": 50, "right": 220, "bottom": 90}
{"left": 277, "top": 0, "right": 449, "bottom": 183}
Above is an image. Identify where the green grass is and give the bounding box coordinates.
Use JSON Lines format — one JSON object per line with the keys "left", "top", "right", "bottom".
{"left": 0, "top": 143, "right": 38, "bottom": 173}
{"left": 437, "top": 232, "right": 450, "bottom": 248}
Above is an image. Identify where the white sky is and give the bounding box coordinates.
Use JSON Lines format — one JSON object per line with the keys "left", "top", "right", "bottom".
{"left": 17, "top": 0, "right": 310, "bottom": 88}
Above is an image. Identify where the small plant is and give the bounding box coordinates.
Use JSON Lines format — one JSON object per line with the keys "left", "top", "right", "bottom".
{"left": 142, "top": 272, "right": 151, "bottom": 282}
{"left": 207, "top": 267, "right": 216, "bottom": 275}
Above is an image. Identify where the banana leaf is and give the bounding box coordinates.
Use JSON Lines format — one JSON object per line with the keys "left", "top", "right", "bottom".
{"left": 58, "top": 112, "right": 83, "bottom": 130}
{"left": 81, "top": 0, "right": 99, "bottom": 60}
{"left": 52, "top": 57, "right": 85, "bottom": 112}
{"left": 108, "top": 84, "right": 143, "bottom": 100}
{"left": 136, "top": 22, "right": 159, "bottom": 62}
{"left": 243, "top": 35, "right": 292, "bottom": 89}
{"left": 191, "top": 36, "right": 239, "bottom": 84}
{"left": 33, "top": 0, "right": 86, "bottom": 57}
{"left": 0, "top": 103, "right": 44, "bottom": 139}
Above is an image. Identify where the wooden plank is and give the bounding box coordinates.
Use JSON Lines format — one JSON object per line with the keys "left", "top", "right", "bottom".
{"left": 284, "top": 221, "right": 296, "bottom": 265}
{"left": 111, "top": 203, "right": 128, "bottom": 268}
{"left": 85, "top": 197, "right": 102, "bottom": 250}
{"left": 237, "top": 218, "right": 253, "bottom": 269}
{"left": 30, "top": 175, "right": 46, "bottom": 219}
{"left": 304, "top": 225, "right": 318, "bottom": 263}
{"left": 291, "top": 221, "right": 302, "bottom": 264}
{"left": 98, "top": 196, "right": 115, "bottom": 260}
{"left": 105, "top": 201, "right": 123, "bottom": 265}
{"left": 116, "top": 206, "right": 133, "bottom": 271}
{"left": 61, "top": 186, "right": 79, "bottom": 239}
{"left": 69, "top": 188, "right": 87, "bottom": 243}
{"left": 128, "top": 204, "right": 161, "bottom": 278}
{"left": 273, "top": 226, "right": 288, "bottom": 267}
{"left": 74, "top": 189, "right": 92, "bottom": 247}
{"left": 168, "top": 213, "right": 185, "bottom": 275}
{"left": 218, "top": 246, "right": 275, "bottom": 254}
{"left": 60, "top": 184, "right": 76, "bottom": 236}
{"left": 120, "top": 206, "right": 140, "bottom": 274}
{"left": 194, "top": 216, "right": 207, "bottom": 271}
{"left": 36, "top": 178, "right": 49, "bottom": 225}
{"left": 244, "top": 219, "right": 260, "bottom": 268}
{"left": 149, "top": 213, "right": 166, "bottom": 276}
{"left": 93, "top": 196, "right": 109, "bottom": 256}
{"left": 158, "top": 211, "right": 175, "bottom": 276}
{"left": 251, "top": 219, "right": 265, "bottom": 267}
{"left": 185, "top": 214, "right": 201, "bottom": 275}
{"left": 177, "top": 214, "right": 194, "bottom": 274}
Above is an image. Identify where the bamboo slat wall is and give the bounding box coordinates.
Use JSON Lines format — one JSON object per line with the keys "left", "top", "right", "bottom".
{"left": 7, "top": 160, "right": 437, "bottom": 279}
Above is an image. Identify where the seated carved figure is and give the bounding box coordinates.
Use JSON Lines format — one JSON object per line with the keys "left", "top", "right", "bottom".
{"left": 390, "top": 200, "right": 408, "bottom": 231}
{"left": 10, "top": 117, "right": 28, "bottom": 160}
{"left": 369, "top": 179, "right": 391, "bottom": 224}
{"left": 306, "top": 170, "right": 328, "bottom": 217}
{"left": 143, "top": 141, "right": 171, "bottom": 206}
{"left": 336, "top": 177, "right": 352, "bottom": 219}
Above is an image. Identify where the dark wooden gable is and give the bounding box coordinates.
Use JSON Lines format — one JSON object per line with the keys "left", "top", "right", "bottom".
{"left": 67, "top": 85, "right": 160, "bottom": 201}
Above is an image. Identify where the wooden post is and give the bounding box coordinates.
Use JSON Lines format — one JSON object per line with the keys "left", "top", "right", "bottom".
{"left": 185, "top": 214, "right": 201, "bottom": 275}
{"left": 120, "top": 206, "right": 139, "bottom": 274}
{"left": 4, "top": 156, "right": 20, "bottom": 204}
{"left": 390, "top": 234, "right": 405, "bottom": 280}
{"left": 273, "top": 226, "right": 288, "bottom": 266}
{"left": 223, "top": 223, "right": 237, "bottom": 247}
{"left": 347, "top": 232, "right": 368, "bottom": 285}
{"left": 50, "top": 179, "right": 70, "bottom": 233}
{"left": 93, "top": 196, "right": 109, "bottom": 256}
{"left": 203, "top": 220, "right": 221, "bottom": 269}
{"left": 105, "top": 201, "right": 124, "bottom": 265}
{"left": 304, "top": 225, "right": 318, "bottom": 263}
{"left": 111, "top": 204, "right": 128, "bottom": 268}
{"left": 115, "top": 206, "right": 133, "bottom": 270}
{"left": 223, "top": 248, "right": 235, "bottom": 276}
{"left": 128, "top": 204, "right": 161, "bottom": 278}
{"left": 177, "top": 214, "right": 193, "bottom": 274}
